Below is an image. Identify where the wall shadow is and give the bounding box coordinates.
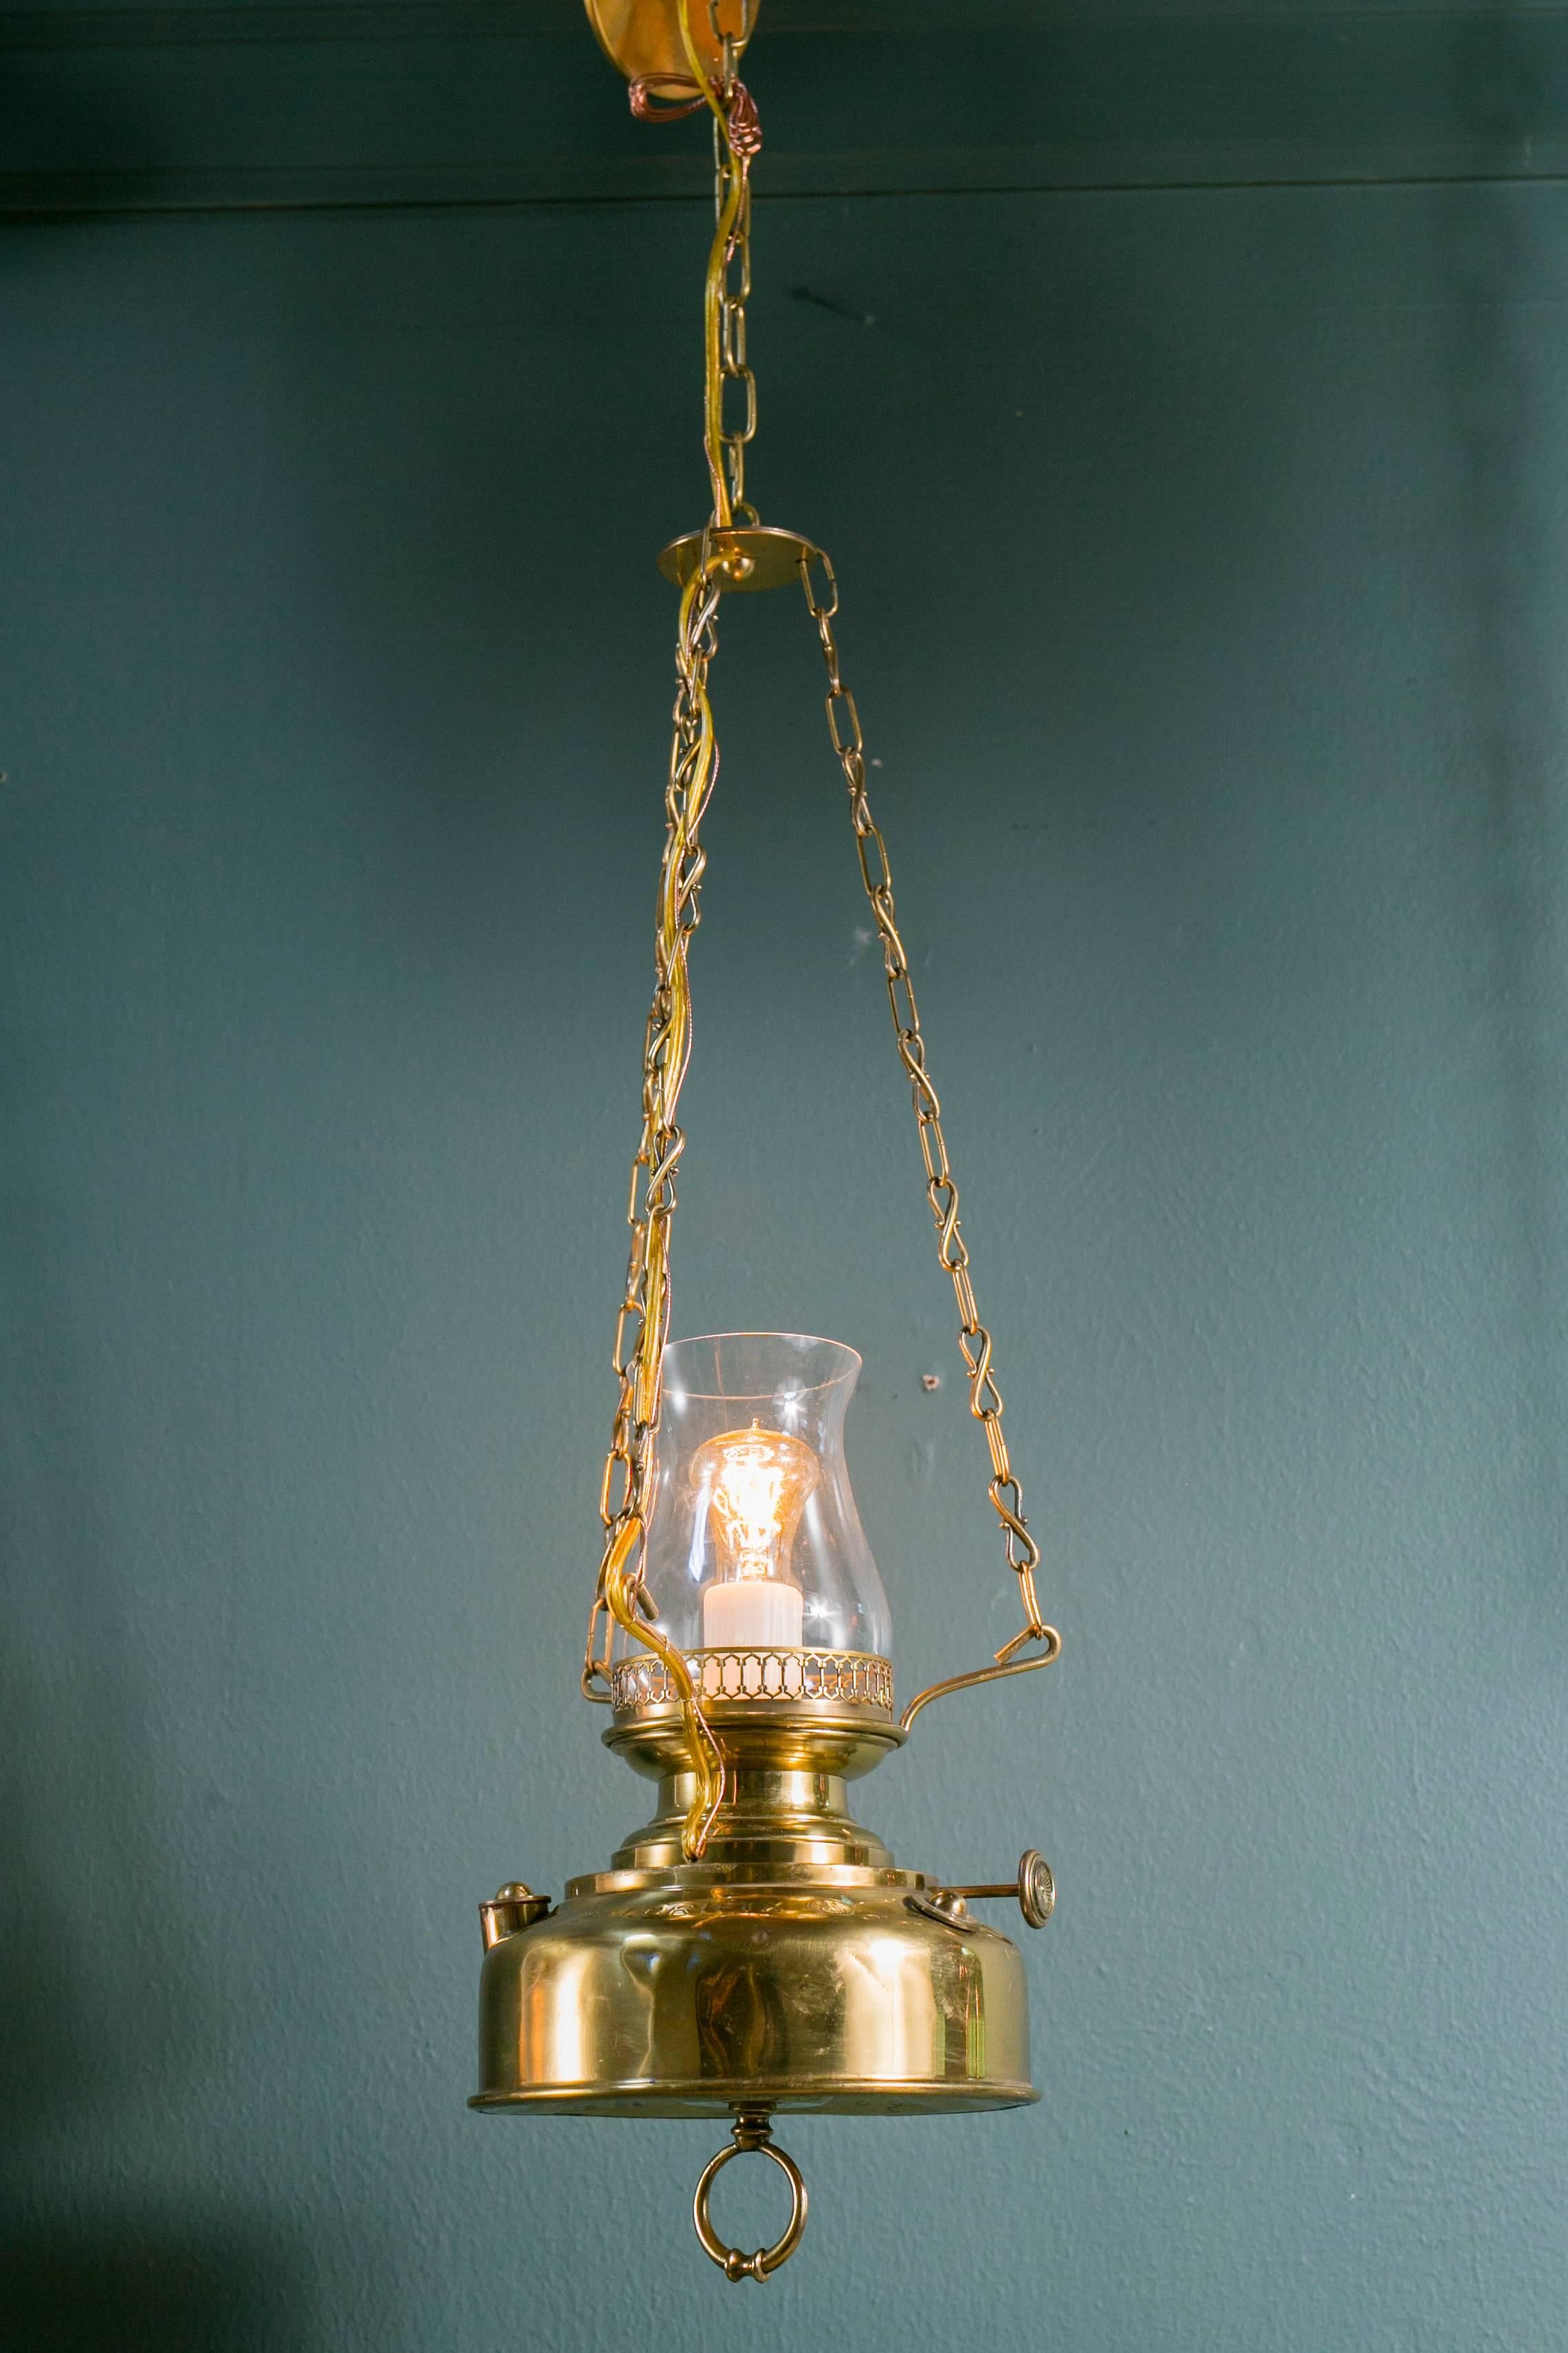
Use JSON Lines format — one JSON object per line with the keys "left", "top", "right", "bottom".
{"left": 1442, "top": 8, "right": 1568, "bottom": 1610}
{"left": 0, "top": 2227, "right": 308, "bottom": 2353}
{"left": 0, "top": 1153, "right": 311, "bottom": 2350}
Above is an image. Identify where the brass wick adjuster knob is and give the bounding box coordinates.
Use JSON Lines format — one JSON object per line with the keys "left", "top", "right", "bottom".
{"left": 1016, "top": 1847, "right": 1057, "bottom": 1929}
{"left": 912, "top": 1847, "right": 1056, "bottom": 1932}
{"left": 693, "top": 2108, "right": 808, "bottom": 2282}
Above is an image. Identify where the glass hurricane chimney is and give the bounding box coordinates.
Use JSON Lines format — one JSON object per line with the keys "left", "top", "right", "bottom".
{"left": 629, "top": 1333, "right": 893, "bottom": 1668}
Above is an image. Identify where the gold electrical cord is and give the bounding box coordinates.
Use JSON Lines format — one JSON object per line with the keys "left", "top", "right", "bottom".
{"left": 586, "top": 558, "right": 726, "bottom": 1859}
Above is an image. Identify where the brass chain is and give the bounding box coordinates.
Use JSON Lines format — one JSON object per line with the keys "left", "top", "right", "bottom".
{"left": 581, "top": 556, "right": 727, "bottom": 1859}
{"left": 683, "top": 2, "right": 759, "bottom": 529}
{"left": 630, "top": 0, "right": 757, "bottom": 536}
{"left": 800, "top": 549, "right": 1051, "bottom": 1666}
{"left": 711, "top": 110, "right": 757, "bottom": 526}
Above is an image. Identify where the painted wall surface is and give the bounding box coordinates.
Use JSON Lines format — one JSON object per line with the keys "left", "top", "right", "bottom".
{"left": 3, "top": 172, "right": 1567, "bottom": 2351}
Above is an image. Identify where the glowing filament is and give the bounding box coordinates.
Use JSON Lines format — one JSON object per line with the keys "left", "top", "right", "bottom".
{"left": 693, "top": 1423, "right": 819, "bottom": 1648}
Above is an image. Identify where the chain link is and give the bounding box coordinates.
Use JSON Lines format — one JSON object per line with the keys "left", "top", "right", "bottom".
{"left": 800, "top": 547, "right": 1050, "bottom": 1662}
{"left": 713, "top": 114, "right": 757, "bottom": 525}
{"left": 679, "top": 6, "right": 760, "bottom": 530}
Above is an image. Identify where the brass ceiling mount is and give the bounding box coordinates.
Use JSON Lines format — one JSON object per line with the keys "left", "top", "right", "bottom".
{"left": 584, "top": 0, "right": 753, "bottom": 99}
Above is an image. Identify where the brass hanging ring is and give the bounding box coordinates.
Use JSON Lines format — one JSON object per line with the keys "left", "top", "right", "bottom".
{"left": 693, "top": 2113, "right": 808, "bottom": 2282}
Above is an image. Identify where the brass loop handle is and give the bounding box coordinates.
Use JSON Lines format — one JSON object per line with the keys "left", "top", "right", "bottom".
{"left": 693, "top": 2112, "right": 807, "bottom": 2283}
{"left": 899, "top": 1624, "right": 1061, "bottom": 1733}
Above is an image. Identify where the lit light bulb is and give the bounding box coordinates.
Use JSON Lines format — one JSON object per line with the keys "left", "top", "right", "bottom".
{"left": 693, "top": 1422, "right": 819, "bottom": 1649}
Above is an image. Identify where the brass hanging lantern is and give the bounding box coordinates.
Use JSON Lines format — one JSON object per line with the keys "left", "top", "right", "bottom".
{"left": 471, "top": 0, "right": 1062, "bottom": 2282}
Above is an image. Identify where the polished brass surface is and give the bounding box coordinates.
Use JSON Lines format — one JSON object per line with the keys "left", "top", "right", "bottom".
{"left": 607, "top": 1695, "right": 900, "bottom": 1776}
{"left": 473, "top": 1713, "right": 1036, "bottom": 2121}
{"left": 657, "top": 526, "right": 817, "bottom": 595}
{"left": 478, "top": 1882, "right": 553, "bottom": 1951}
{"left": 694, "top": 2110, "right": 807, "bottom": 2283}
{"left": 601, "top": 1769, "right": 897, "bottom": 1872}
{"left": 611, "top": 1642, "right": 893, "bottom": 1712}
{"left": 472, "top": 1879, "right": 1035, "bottom": 2117}
{"left": 584, "top": 0, "right": 753, "bottom": 93}
{"left": 602, "top": 1697, "right": 903, "bottom": 1871}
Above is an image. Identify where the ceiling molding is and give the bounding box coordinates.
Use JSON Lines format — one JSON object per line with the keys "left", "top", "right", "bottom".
{"left": 4, "top": 3, "right": 1568, "bottom": 44}
{"left": 2, "top": 4, "right": 1565, "bottom": 215}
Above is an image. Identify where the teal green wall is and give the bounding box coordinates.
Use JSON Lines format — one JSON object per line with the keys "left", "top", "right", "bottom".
{"left": 5, "top": 32, "right": 1568, "bottom": 2352}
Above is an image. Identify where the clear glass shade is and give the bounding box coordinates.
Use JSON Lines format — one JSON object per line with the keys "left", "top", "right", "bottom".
{"left": 628, "top": 1333, "right": 892, "bottom": 1659}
